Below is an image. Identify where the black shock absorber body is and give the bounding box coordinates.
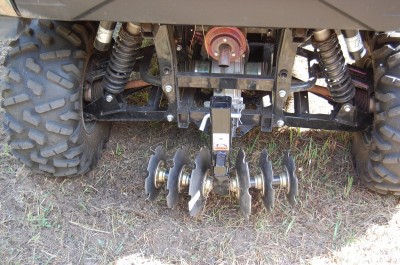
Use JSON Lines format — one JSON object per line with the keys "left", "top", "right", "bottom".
{"left": 103, "top": 23, "right": 143, "bottom": 94}
{"left": 312, "top": 30, "right": 355, "bottom": 103}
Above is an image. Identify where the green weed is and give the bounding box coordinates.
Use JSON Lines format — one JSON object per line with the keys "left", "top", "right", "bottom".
{"left": 285, "top": 217, "right": 296, "bottom": 237}
{"left": 26, "top": 205, "right": 53, "bottom": 228}
{"left": 1, "top": 143, "right": 11, "bottom": 156}
{"left": 333, "top": 213, "right": 342, "bottom": 241}
{"left": 113, "top": 143, "right": 124, "bottom": 157}
{"left": 344, "top": 175, "right": 353, "bottom": 198}
{"left": 248, "top": 131, "right": 260, "bottom": 153}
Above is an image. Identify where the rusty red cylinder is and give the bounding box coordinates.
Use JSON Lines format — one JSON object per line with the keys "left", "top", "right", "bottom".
{"left": 204, "top": 27, "right": 247, "bottom": 64}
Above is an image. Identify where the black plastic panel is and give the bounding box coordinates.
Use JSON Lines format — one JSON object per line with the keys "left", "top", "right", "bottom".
{"left": 15, "top": 0, "right": 400, "bottom": 30}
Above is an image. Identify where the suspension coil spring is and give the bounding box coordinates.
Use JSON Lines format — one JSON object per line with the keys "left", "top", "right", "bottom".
{"left": 313, "top": 30, "right": 355, "bottom": 103}
{"left": 103, "top": 24, "right": 143, "bottom": 94}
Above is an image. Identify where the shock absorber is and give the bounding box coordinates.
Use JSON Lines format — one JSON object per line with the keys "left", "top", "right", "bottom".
{"left": 312, "top": 29, "right": 355, "bottom": 103}
{"left": 94, "top": 21, "right": 117, "bottom": 52}
{"left": 341, "top": 30, "right": 366, "bottom": 61}
{"left": 103, "top": 23, "right": 143, "bottom": 94}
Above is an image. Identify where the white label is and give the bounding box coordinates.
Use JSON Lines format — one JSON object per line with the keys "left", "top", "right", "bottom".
{"left": 262, "top": 95, "right": 271, "bottom": 107}
{"left": 345, "top": 34, "right": 363, "bottom": 53}
{"left": 213, "top": 133, "right": 230, "bottom": 151}
{"left": 96, "top": 26, "right": 114, "bottom": 44}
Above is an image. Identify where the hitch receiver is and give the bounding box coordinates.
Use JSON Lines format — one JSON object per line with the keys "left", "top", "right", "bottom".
{"left": 210, "top": 96, "right": 232, "bottom": 195}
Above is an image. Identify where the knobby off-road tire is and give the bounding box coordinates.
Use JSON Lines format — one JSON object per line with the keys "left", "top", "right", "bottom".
{"left": 1, "top": 19, "right": 111, "bottom": 177}
{"left": 353, "top": 39, "right": 400, "bottom": 194}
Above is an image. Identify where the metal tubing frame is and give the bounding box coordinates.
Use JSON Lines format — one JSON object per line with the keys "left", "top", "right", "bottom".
{"left": 273, "top": 29, "right": 298, "bottom": 128}
{"left": 177, "top": 72, "right": 275, "bottom": 91}
{"left": 83, "top": 28, "right": 373, "bottom": 133}
{"left": 84, "top": 101, "right": 372, "bottom": 132}
{"left": 154, "top": 25, "right": 179, "bottom": 121}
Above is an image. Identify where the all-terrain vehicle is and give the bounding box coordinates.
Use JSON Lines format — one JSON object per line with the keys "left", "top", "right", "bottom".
{"left": 1, "top": 1, "right": 400, "bottom": 218}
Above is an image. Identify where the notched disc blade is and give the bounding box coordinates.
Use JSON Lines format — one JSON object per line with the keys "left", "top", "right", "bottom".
{"left": 166, "top": 147, "right": 191, "bottom": 208}
{"left": 283, "top": 151, "right": 298, "bottom": 206}
{"left": 259, "top": 149, "right": 275, "bottom": 212}
{"left": 188, "top": 147, "right": 211, "bottom": 217}
{"left": 145, "top": 146, "right": 167, "bottom": 201}
{"left": 235, "top": 149, "right": 252, "bottom": 219}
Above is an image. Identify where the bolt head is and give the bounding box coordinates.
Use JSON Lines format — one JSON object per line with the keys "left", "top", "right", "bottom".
{"left": 277, "top": 120, "right": 285, "bottom": 127}
{"left": 176, "top": 44, "right": 183, "bottom": 51}
{"left": 166, "top": 114, "right": 174, "bottom": 122}
{"left": 343, "top": 103, "right": 352, "bottom": 112}
{"left": 105, "top": 94, "right": 113, "bottom": 102}
{"left": 278, "top": 90, "right": 287, "bottom": 98}
{"left": 165, "top": 84, "right": 173, "bottom": 93}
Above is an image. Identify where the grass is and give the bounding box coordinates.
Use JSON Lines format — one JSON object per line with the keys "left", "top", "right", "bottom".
{"left": 113, "top": 142, "right": 124, "bottom": 157}
{"left": 26, "top": 207, "right": 53, "bottom": 228}
{"left": 284, "top": 217, "right": 296, "bottom": 237}
{"left": 25, "top": 193, "right": 55, "bottom": 229}
{"left": 0, "top": 131, "right": 398, "bottom": 263}
{"left": 333, "top": 213, "right": 342, "bottom": 241}
{"left": 344, "top": 175, "right": 354, "bottom": 199}
{"left": 1, "top": 143, "right": 10, "bottom": 157}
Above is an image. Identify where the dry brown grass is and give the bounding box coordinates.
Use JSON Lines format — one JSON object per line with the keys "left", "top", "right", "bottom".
{"left": 1, "top": 118, "right": 399, "bottom": 264}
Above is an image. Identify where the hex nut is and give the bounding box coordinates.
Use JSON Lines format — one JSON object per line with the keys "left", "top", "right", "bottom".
{"left": 277, "top": 119, "right": 285, "bottom": 127}
{"left": 105, "top": 94, "right": 113, "bottom": 102}
{"left": 167, "top": 114, "right": 174, "bottom": 122}
{"left": 343, "top": 103, "right": 352, "bottom": 112}
{"left": 165, "top": 84, "right": 173, "bottom": 93}
{"left": 279, "top": 90, "right": 287, "bottom": 98}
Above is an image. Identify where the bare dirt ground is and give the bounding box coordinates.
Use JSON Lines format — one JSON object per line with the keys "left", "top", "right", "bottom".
{"left": 1, "top": 41, "right": 400, "bottom": 265}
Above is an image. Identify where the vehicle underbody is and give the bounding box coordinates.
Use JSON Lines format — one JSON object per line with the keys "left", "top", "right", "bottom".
{"left": 1, "top": 0, "right": 400, "bottom": 217}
